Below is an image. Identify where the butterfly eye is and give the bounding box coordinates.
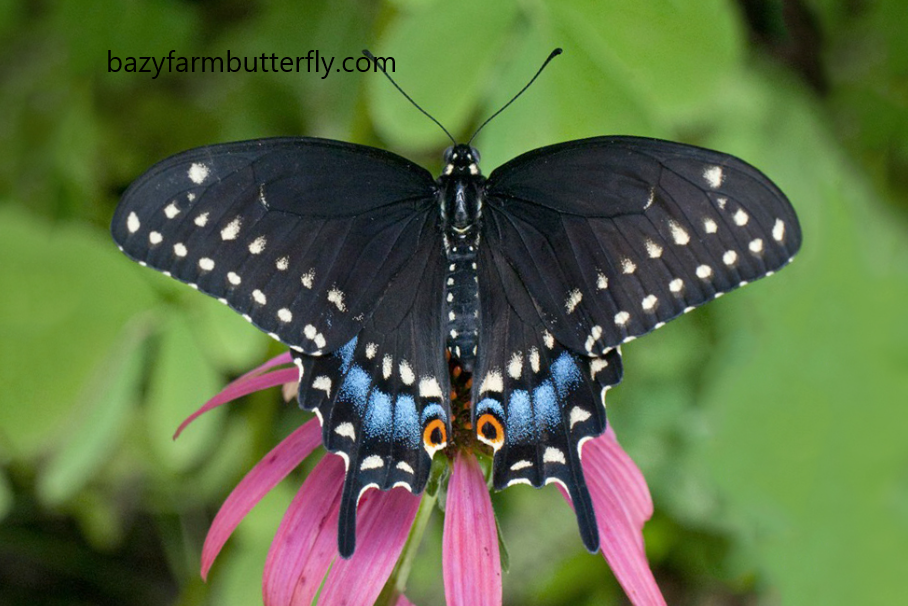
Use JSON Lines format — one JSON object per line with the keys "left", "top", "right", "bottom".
{"left": 469, "top": 146, "right": 480, "bottom": 164}
{"left": 443, "top": 146, "right": 455, "bottom": 164}
{"left": 422, "top": 418, "right": 447, "bottom": 453}
{"left": 476, "top": 413, "right": 504, "bottom": 451}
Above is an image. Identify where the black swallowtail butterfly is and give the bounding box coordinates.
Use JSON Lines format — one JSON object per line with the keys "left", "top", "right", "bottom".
{"left": 111, "top": 51, "right": 801, "bottom": 558}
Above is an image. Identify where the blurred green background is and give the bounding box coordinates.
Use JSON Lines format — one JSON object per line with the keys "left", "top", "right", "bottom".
{"left": 1, "top": 0, "right": 907, "bottom": 604}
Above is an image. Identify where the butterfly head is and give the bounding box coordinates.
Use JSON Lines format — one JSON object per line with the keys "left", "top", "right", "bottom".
{"left": 442, "top": 144, "right": 481, "bottom": 177}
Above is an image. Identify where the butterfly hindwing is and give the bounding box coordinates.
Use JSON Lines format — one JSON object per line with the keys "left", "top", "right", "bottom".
{"left": 111, "top": 138, "right": 437, "bottom": 354}
{"left": 293, "top": 213, "right": 450, "bottom": 557}
{"left": 484, "top": 136, "right": 802, "bottom": 354}
{"left": 472, "top": 243, "right": 624, "bottom": 553}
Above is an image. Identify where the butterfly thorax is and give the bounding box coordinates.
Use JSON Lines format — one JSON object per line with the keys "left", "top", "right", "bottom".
{"left": 438, "top": 144, "right": 484, "bottom": 372}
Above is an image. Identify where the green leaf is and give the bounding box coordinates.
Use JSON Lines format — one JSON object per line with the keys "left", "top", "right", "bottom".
{"left": 36, "top": 324, "right": 147, "bottom": 506}
{"left": 369, "top": 0, "right": 518, "bottom": 150}
{"left": 145, "top": 313, "right": 224, "bottom": 473}
{"left": 549, "top": 0, "right": 742, "bottom": 121}
{"left": 0, "top": 207, "right": 157, "bottom": 459}
{"left": 689, "top": 75, "right": 908, "bottom": 605}
{"left": 190, "top": 296, "right": 268, "bottom": 374}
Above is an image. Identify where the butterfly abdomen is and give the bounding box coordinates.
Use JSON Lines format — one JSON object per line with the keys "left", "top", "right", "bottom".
{"left": 444, "top": 240, "right": 479, "bottom": 371}
{"left": 439, "top": 144, "right": 486, "bottom": 372}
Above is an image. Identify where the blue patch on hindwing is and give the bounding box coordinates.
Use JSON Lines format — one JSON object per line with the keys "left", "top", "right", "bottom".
{"left": 393, "top": 394, "right": 420, "bottom": 448}
{"left": 476, "top": 397, "right": 504, "bottom": 419}
{"left": 551, "top": 352, "right": 581, "bottom": 396}
{"left": 336, "top": 336, "right": 358, "bottom": 372}
{"left": 364, "top": 389, "right": 393, "bottom": 439}
{"left": 506, "top": 390, "right": 533, "bottom": 442}
{"left": 420, "top": 403, "right": 447, "bottom": 424}
{"left": 339, "top": 364, "right": 370, "bottom": 414}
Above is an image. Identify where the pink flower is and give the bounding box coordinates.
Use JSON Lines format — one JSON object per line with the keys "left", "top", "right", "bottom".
{"left": 179, "top": 353, "right": 665, "bottom": 605}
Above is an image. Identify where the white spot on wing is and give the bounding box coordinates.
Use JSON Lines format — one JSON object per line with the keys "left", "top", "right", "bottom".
{"left": 399, "top": 360, "right": 415, "bottom": 385}
{"left": 382, "top": 354, "right": 392, "bottom": 379}
{"left": 773, "top": 219, "right": 785, "bottom": 241}
{"left": 507, "top": 352, "right": 523, "bottom": 379}
{"left": 733, "top": 209, "right": 749, "bottom": 226}
{"left": 614, "top": 311, "right": 630, "bottom": 326}
{"left": 589, "top": 358, "right": 608, "bottom": 378}
{"left": 696, "top": 264, "right": 713, "bottom": 279}
{"left": 645, "top": 239, "right": 663, "bottom": 258}
{"left": 221, "top": 217, "right": 241, "bottom": 240}
{"left": 334, "top": 422, "right": 355, "bottom": 440}
{"left": 164, "top": 202, "right": 180, "bottom": 219}
{"left": 248, "top": 236, "right": 267, "bottom": 254}
{"left": 723, "top": 250, "right": 738, "bottom": 266}
{"left": 569, "top": 406, "right": 592, "bottom": 428}
{"left": 644, "top": 187, "right": 655, "bottom": 209}
{"left": 252, "top": 289, "right": 267, "bottom": 305}
{"left": 543, "top": 447, "right": 566, "bottom": 464}
{"left": 565, "top": 289, "right": 583, "bottom": 313}
{"left": 621, "top": 258, "right": 636, "bottom": 274}
{"left": 596, "top": 271, "right": 609, "bottom": 290}
{"left": 227, "top": 272, "right": 241, "bottom": 285}
{"left": 703, "top": 165, "right": 724, "bottom": 189}
{"left": 126, "top": 212, "right": 140, "bottom": 233}
{"left": 149, "top": 231, "right": 162, "bottom": 245}
{"left": 669, "top": 278, "right": 684, "bottom": 293}
{"left": 365, "top": 342, "right": 378, "bottom": 359}
{"left": 328, "top": 288, "right": 346, "bottom": 312}
{"left": 304, "top": 325, "right": 317, "bottom": 339}
{"left": 277, "top": 308, "right": 292, "bottom": 323}
{"left": 510, "top": 460, "right": 533, "bottom": 471}
{"left": 479, "top": 370, "right": 503, "bottom": 394}
{"left": 584, "top": 325, "right": 603, "bottom": 353}
{"left": 543, "top": 330, "right": 555, "bottom": 350}
{"left": 360, "top": 455, "right": 384, "bottom": 470}
{"left": 198, "top": 257, "right": 215, "bottom": 271}
{"left": 642, "top": 294, "right": 658, "bottom": 311}
{"left": 301, "top": 269, "right": 315, "bottom": 289}
{"left": 669, "top": 220, "right": 690, "bottom": 245}
{"left": 396, "top": 461, "right": 414, "bottom": 474}
{"left": 313, "top": 375, "right": 332, "bottom": 396}
{"left": 188, "top": 163, "right": 209, "bottom": 184}
{"left": 276, "top": 256, "right": 289, "bottom": 271}
{"left": 703, "top": 218, "right": 718, "bottom": 233}
{"left": 419, "top": 377, "right": 443, "bottom": 398}
{"left": 173, "top": 242, "right": 187, "bottom": 257}
{"left": 749, "top": 238, "right": 764, "bottom": 253}
{"left": 529, "top": 347, "right": 540, "bottom": 373}
{"left": 194, "top": 212, "right": 209, "bottom": 227}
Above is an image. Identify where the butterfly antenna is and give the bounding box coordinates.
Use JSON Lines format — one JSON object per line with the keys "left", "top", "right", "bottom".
{"left": 468, "top": 48, "right": 563, "bottom": 145}
{"left": 363, "top": 49, "right": 456, "bottom": 145}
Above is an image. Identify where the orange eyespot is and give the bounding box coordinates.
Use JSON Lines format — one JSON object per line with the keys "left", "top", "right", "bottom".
{"left": 476, "top": 413, "right": 505, "bottom": 450}
{"left": 423, "top": 419, "right": 447, "bottom": 453}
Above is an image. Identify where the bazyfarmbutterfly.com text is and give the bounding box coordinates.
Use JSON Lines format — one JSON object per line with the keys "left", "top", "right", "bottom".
{"left": 106, "top": 50, "right": 395, "bottom": 80}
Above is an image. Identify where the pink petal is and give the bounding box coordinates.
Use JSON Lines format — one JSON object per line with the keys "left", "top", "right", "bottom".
{"left": 318, "top": 485, "right": 422, "bottom": 606}
{"left": 394, "top": 594, "right": 417, "bottom": 606}
{"left": 581, "top": 429, "right": 666, "bottom": 606}
{"left": 263, "top": 453, "right": 346, "bottom": 606}
{"left": 175, "top": 366, "right": 298, "bottom": 438}
{"left": 202, "top": 418, "right": 322, "bottom": 579}
{"left": 443, "top": 452, "right": 502, "bottom": 606}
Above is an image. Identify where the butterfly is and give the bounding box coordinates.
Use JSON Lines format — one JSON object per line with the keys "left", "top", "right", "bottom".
{"left": 111, "top": 51, "right": 801, "bottom": 558}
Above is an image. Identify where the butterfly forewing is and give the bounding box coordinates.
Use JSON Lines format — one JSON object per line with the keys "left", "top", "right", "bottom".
{"left": 111, "top": 138, "right": 437, "bottom": 354}
{"left": 484, "top": 136, "right": 802, "bottom": 354}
